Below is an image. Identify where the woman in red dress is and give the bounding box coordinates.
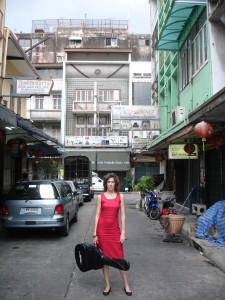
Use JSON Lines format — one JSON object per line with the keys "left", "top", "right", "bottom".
{"left": 93, "top": 173, "right": 132, "bottom": 296}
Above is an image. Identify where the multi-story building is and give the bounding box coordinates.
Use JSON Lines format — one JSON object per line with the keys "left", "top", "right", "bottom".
{"left": 148, "top": 0, "right": 225, "bottom": 207}
{"left": 17, "top": 19, "right": 160, "bottom": 189}
{"left": 0, "top": 0, "right": 62, "bottom": 195}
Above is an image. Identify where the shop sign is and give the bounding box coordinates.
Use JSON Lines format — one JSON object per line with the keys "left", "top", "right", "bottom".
{"left": 112, "top": 105, "right": 160, "bottom": 131}
{"left": 14, "top": 79, "right": 53, "bottom": 96}
{"left": 65, "top": 136, "right": 128, "bottom": 147}
{"left": 168, "top": 144, "right": 198, "bottom": 159}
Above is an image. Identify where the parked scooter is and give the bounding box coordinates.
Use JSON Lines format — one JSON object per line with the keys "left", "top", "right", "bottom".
{"left": 159, "top": 196, "right": 177, "bottom": 227}
{"left": 143, "top": 188, "right": 160, "bottom": 220}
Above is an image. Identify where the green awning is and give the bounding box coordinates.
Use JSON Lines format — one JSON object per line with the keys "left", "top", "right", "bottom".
{"left": 157, "top": 0, "right": 207, "bottom": 51}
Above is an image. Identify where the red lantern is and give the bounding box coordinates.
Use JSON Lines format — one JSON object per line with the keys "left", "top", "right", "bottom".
{"left": 194, "top": 121, "right": 213, "bottom": 151}
{"left": 19, "top": 143, "right": 28, "bottom": 153}
{"left": 36, "top": 149, "right": 44, "bottom": 156}
{"left": 184, "top": 143, "right": 195, "bottom": 155}
{"left": 209, "top": 134, "right": 225, "bottom": 149}
{"left": 163, "top": 152, "right": 168, "bottom": 160}
{"left": 28, "top": 149, "right": 34, "bottom": 156}
{"left": 155, "top": 155, "right": 164, "bottom": 162}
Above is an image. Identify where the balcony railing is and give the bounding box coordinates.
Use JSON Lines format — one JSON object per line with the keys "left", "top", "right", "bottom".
{"left": 30, "top": 110, "right": 61, "bottom": 120}
{"left": 73, "top": 101, "right": 121, "bottom": 112}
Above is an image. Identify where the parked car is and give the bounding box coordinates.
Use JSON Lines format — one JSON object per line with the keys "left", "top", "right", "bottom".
{"left": 76, "top": 179, "right": 92, "bottom": 202}
{"left": 65, "top": 180, "right": 84, "bottom": 206}
{"left": 92, "top": 176, "right": 104, "bottom": 192}
{"left": 0, "top": 180, "right": 79, "bottom": 236}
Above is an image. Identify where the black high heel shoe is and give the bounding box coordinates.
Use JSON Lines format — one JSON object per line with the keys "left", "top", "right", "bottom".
{"left": 103, "top": 287, "right": 111, "bottom": 296}
{"left": 124, "top": 287, "right": 132, "bottom": 296}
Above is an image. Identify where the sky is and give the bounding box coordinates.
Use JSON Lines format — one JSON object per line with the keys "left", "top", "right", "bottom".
{"left": 5, "top": 0, "right": 150, "bottom": 34}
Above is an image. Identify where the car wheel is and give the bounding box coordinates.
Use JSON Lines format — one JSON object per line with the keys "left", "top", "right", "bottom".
{"left": 61, "top": 216, "right": 69, "bottom": 236}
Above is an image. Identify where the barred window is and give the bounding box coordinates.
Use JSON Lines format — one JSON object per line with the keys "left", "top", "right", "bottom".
{"left": 180, "top": 10, "right": 207, "bottom": 90}
{"left": 75, "top": 89, "right": 120, "bottom": 102}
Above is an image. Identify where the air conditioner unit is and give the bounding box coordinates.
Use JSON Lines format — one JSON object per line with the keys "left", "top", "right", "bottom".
{"left": 171, "top": 106, "right": 185, "bottom": 126}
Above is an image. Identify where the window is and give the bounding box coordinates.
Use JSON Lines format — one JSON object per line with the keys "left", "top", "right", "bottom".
{"left": 35, "top": 96, "right": 44, "bottom": 109}
{"left": 180, "top": 10, "right": 207, "bottom": 90}
{"left": 87, "top": 128, "right": 97, "bottom": 136}
{"left": 52, "top": 126, "right": 60, "bottom": 140}
{"left": 88, "top": 116, "right": 94, "bottom": 125}
{"left": 99, "top": 116, "right": 107, "bottom": 125}
{"left": 105, "top": 38, "right": 117, "bottom": 47}
{"left": 77, "top": 116, "right": 85, "bottom": 125}
{"left": 98, "top": 90, "right": 108, "bottom": 102}
{"left": 69, "top": 36, "right": 82, "bottom": 46}
{"left": 57, "top": 55, "right": 64, "bottom": 63}
{"left": 19, "top": 39, "right": 30, "bottom": 47}
{"left": 76, "top": 127, "right": 85, "bottom": 136}
{"left": 76, "top": 90, "right": 93, "bottom": 102}
{"left": 75, "top": 89, "right": 119, "bottom": 102}
{"left": 98, "top": 128, "right": 108, "bottom": 136}
{"left": 53, "top": 95, "right": 61, "bottom": 109}
{"left": 32, "top": 38, "right": 43, "bottom": 46}
{"left": 138, "top": 39, "right": 150, "bottom": 46}
{"left": 191, "top": 23, "right": 207, "bottom": 76}
{"left": 98, "top": 90, "right": 120, "bottom": 102}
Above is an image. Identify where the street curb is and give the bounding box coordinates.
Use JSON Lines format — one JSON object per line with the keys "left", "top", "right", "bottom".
{"left": 182, "top": 224, "right": 225, "bottom": 275}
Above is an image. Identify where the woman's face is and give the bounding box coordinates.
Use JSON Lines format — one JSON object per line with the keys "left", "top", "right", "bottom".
{"left": 107, "top": 177, "right": 116, "bottom": 191}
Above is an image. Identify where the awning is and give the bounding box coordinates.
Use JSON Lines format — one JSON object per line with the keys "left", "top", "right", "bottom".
{"left": 0, "top": 105, "right": 17, "bottom": 128}
{"left": 96, "top": 151, "right": 130, "bottom": 171}
{"left": 146, "top": 124, "right": 194, "bottom": 152}
{"left": 27, "top": 142, "right": 61, "bottom": 157}
{"left": 62, "top": 149, "right": 130, "bottom": 171}
{"left": 157, "top": 0, "right": 207, "bottom": 51}
{"left": 17, "top": 116, "right": 62, "bottom": 146}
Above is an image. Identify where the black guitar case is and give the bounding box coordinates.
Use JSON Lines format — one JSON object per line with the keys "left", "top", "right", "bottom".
{"left": 75, "top": 242, "right": 130, "bottom": 272}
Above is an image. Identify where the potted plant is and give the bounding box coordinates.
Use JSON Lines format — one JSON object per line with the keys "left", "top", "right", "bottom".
{"left": 134, "top": 175, "right": 155, "bottom": 204}
{"left": 124, "top": 175, "right": 133, "bottom": 192}
{"left": 134, "top": 175, "right": 155, "bottom": 192}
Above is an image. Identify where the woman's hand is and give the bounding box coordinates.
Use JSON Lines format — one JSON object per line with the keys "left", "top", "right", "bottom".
{"left": 93, "top": 235, "right": 98, "bottom": 245}
{"left": 120, "top": 232, "right": 125, "bottom": 243}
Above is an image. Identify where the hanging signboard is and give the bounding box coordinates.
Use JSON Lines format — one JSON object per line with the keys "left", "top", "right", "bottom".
{"left": 168, "top": 144, "right": 198, "bottom": 159}
{"left": 13, "top": 78, "right": 53, "bottom": 97}
{"left": 111, "top": 105, "right": 160, "bottom": 131}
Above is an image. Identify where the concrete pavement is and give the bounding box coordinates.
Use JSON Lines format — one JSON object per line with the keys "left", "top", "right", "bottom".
{"left": 181, "top": 211, "right": 225, "bottom": 275}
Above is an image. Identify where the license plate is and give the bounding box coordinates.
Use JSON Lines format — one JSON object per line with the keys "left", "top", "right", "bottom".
{"left": 23, "top": 208, "right": 39, "bottom": 214}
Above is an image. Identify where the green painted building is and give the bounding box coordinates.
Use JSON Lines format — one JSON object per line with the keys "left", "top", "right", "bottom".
{"left": 148, "top": 0, "right": 225, "bottom": 207}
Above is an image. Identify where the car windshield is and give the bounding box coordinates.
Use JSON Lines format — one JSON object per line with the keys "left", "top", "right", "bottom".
{"left": 77, "top": 183, "right": 88, "bottom": 188}
{"left": 5, "top": 182, "right": 58, "bottom": 200}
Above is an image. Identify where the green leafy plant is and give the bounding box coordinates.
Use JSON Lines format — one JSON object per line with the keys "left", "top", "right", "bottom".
{"left": 124, "top": 175, "right": 133, "bottom": 191}
{"left": 134, "top": 175, "right": 155, "bottom": 192}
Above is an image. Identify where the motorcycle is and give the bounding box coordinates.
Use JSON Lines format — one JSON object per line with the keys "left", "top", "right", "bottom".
{"left": 143, "top": 188, "right": 160, "bottom": 220}
{"left": 159, "top": 196, "right": 177, "bottom": 227}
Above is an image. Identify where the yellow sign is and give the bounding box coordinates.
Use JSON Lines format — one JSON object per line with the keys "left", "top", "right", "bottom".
{"left": 168, "top": 144, "right": 198, "bottom": 159}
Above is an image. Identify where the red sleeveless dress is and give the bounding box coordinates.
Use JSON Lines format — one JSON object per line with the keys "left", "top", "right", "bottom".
{"left": 97, "top": 193, "right": 124, "bottom": 259}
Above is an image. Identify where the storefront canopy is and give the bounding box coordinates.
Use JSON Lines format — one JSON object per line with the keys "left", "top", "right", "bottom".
{"left": 157, "top": 0, "right": 207, "bottom": 51}
{"left": 63, "top": 149, "right": 130, "bottom": 171}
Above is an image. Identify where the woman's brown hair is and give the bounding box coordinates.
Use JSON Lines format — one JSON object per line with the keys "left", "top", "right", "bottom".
{"left": 103, "top": 173, "right": 120, "bottom": 193}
